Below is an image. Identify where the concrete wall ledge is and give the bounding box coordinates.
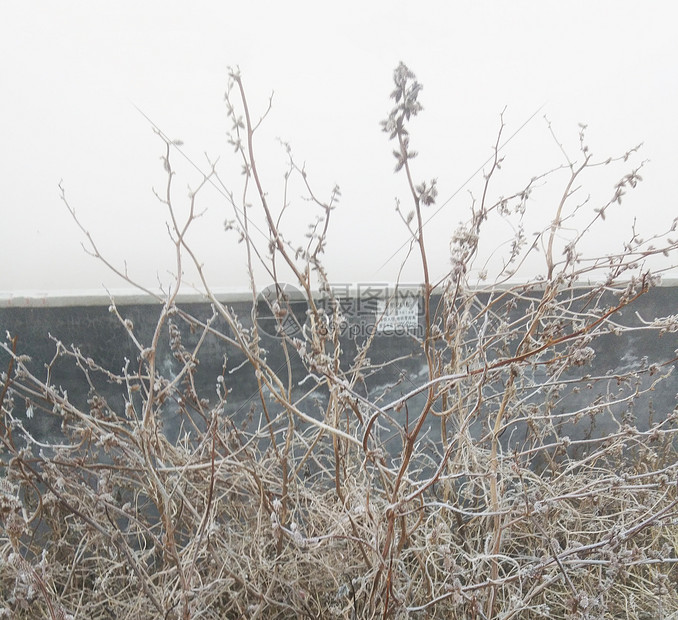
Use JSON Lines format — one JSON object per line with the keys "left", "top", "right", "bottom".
{"left": 2, "top": 278, "right": 677, "bottom": 308}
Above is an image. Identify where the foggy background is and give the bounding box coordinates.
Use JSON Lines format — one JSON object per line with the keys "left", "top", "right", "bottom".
{"left": 1, "top": 1, "right": 676, "bottom": 297}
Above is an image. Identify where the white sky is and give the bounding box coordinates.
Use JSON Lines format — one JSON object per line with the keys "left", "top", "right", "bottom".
{"left": 1, "top": 1, "right": 677, "bottom": 296}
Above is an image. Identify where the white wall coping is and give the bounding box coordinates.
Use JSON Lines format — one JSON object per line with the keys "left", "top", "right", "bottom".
{"left": 1, "top": 279, "right": 676, "bottom": 309}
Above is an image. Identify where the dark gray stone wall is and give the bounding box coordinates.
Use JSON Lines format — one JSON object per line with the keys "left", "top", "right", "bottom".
{"left": 1, "top": 285, "right": 676, "bottom": 454}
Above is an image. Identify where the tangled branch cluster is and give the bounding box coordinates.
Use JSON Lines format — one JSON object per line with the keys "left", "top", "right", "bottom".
{"left": 1, "top": 65, "right": 677, "bottom": 619}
